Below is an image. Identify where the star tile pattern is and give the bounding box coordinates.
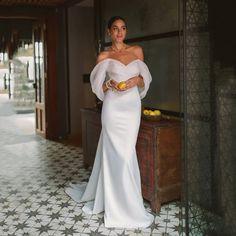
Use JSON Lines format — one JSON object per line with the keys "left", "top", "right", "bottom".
{"left": 0, "top": 95, "right": 184, "bottom": 236}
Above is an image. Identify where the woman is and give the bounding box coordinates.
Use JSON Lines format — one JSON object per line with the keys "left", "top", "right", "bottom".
{"left": 65, "top": 16, "right": 154, "bottom": 228}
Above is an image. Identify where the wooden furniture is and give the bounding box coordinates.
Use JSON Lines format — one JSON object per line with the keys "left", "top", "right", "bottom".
{"left": 136, "top": 117, "right": 181, "bottom": 213}
{"left": 81, "top": 108, "right": 181, "bottom": 213}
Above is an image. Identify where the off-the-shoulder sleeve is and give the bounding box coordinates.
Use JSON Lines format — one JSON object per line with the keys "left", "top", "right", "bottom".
{"left": 90, "top": 61, "right": 108, "bottom": 101}
{"left": 138, "top": 60, "right": 152, "bottom": 99}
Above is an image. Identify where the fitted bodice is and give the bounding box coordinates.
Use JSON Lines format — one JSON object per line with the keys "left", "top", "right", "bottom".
{"left": 90, "top": 58, "right": 152, "bottom": 101}
{"left": 105, "top": 58, "right": 140, "bottom": 82}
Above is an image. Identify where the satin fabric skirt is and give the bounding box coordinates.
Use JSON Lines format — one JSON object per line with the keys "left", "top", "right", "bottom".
{"left": 65, "top": 88, "right": 154, "bottom": 228}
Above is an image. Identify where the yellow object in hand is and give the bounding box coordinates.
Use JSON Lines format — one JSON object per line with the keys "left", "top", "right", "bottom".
{"left": 117, "top": 81, "right": 126, "bottom": 90}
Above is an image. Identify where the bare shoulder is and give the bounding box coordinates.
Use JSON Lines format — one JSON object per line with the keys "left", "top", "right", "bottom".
{"left": 96, "top": 51, "right": 110, "bottom": 64}
{"left": 127, "top": 45, "right": 144, "bottom": 61}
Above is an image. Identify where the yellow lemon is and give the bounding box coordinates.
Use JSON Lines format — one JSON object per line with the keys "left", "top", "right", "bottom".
{"left": 143, "top": 110, "right": 150, "bottom": 115}
{"left": 117, "top": 81, "right": 126, "bottom": 90}
{"left": 154, "top": 110, "right": 161, "bottom": 116}
{"left": 149, "top": 111, "right": 156, "bottom": 116}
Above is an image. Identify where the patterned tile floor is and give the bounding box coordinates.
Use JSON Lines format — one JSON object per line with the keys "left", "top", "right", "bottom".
{"left": 0, "top": 94, "right": 184, "bottom": 236}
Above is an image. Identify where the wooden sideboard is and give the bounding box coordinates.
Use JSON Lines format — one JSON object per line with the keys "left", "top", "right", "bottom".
{"left": 81, "top": 108, "right": 181, "bottom": 213}
{"left": 136, "top": 117, "right": 181, "bottom": 212}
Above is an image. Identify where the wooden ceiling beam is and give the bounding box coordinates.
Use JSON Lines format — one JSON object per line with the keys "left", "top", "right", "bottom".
{"left": 0, "top": 0, "right": 67, "bottom": 7}
{"left": 0, "top": 0, "right": 90, "bottom": 8}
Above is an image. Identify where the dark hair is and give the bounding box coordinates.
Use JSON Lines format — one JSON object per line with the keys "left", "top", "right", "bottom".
{"left": 107, "top": 16, "right": 127, "bottom": 29}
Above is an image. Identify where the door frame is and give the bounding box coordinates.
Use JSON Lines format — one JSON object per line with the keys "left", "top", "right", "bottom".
{"left": 33, "top": 20, "right": 47, "bottom": 137}
{"left": 0, "top": 7, "right": 60, "bottom": 140}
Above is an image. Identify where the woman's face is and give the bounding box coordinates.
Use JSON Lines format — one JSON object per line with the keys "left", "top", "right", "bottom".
{"left": 108, "top": 19, "right": 127, "bottom": 43}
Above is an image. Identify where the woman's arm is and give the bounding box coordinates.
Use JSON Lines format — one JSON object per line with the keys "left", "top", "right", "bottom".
{"left": 96, "top": 52, "right": 114, "bottom": 92}
{"left": 126, "top": 75, "right": 144, "bottom": 88}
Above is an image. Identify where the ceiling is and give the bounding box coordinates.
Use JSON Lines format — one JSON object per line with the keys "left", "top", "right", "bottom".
{"left": 0, "top": 0, "right": 94, "bottom": 8}
{"left": 0, "top": 0, "right": 69, "bottom": 7}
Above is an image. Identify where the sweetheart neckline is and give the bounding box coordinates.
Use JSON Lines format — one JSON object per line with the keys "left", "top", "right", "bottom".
{"left": 97, "top": 58, "right": 141, "bottom": 67}
{"left": 108, "top": 58, "right": 140, "bottom": 66}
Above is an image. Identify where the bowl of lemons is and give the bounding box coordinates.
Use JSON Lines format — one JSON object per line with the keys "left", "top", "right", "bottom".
{"left": 142, "top": 109, "right": 162, "bottom": 120}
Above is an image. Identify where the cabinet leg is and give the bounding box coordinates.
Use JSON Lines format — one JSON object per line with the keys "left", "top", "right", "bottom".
{"left": 151, "top": 196, "right": 161, "bottom": 213}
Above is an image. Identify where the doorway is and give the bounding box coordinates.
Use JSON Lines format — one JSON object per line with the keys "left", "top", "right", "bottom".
{"left": 0, "top": 19, "right": 35, "bottom": 136}
{"left": 0, "top": 18, "right": 48, "bottom": 137}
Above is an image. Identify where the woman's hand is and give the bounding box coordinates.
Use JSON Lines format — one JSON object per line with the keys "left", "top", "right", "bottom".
{"left": 110, "top": 79, "right": 119, "bottom": 89}
{"left": 103, "top": 77, "right": 144, "bottom": 92}
{"left": 118, "top": 76, "right": 144, "bottom": 91}
{"left": 103, "top": 79, "right": 119, "bottom": 92}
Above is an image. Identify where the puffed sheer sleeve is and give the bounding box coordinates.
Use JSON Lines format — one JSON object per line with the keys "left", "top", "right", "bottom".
{"left": 90, "top": 61, "right": 108, "bottom": 101}
{"left": 138, "top": 60, "right": 152, "bottom": 99}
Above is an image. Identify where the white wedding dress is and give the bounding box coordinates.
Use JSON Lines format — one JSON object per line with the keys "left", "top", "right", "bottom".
{"left": 65, "top": 58, "right": 154, "bottom": 228}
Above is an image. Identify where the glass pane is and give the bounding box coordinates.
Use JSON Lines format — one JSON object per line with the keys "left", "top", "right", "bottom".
{"left": 35, "top": 42, "right": 39, "bottom": 57}
{"left": 40, "top": 59, "right": 44, "bottom": 103}
{"left": 36, "top": 62, "right": 40, "bottom": 102}
{"left": 101, "top": 0, "right": 179, "bottom": 42}
{"left": 39, "top": 41, "right": 44, "bottom": 103}
{"left": 138, "top": 37, "right": 180, "bottom": 112}
{"left": 34, "top": 37, "right": 45, "bottom": 103}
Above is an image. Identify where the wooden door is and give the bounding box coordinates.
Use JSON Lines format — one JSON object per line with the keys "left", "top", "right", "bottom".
{"left": 33, "top": 22, "right": 47, "bottom": 137}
